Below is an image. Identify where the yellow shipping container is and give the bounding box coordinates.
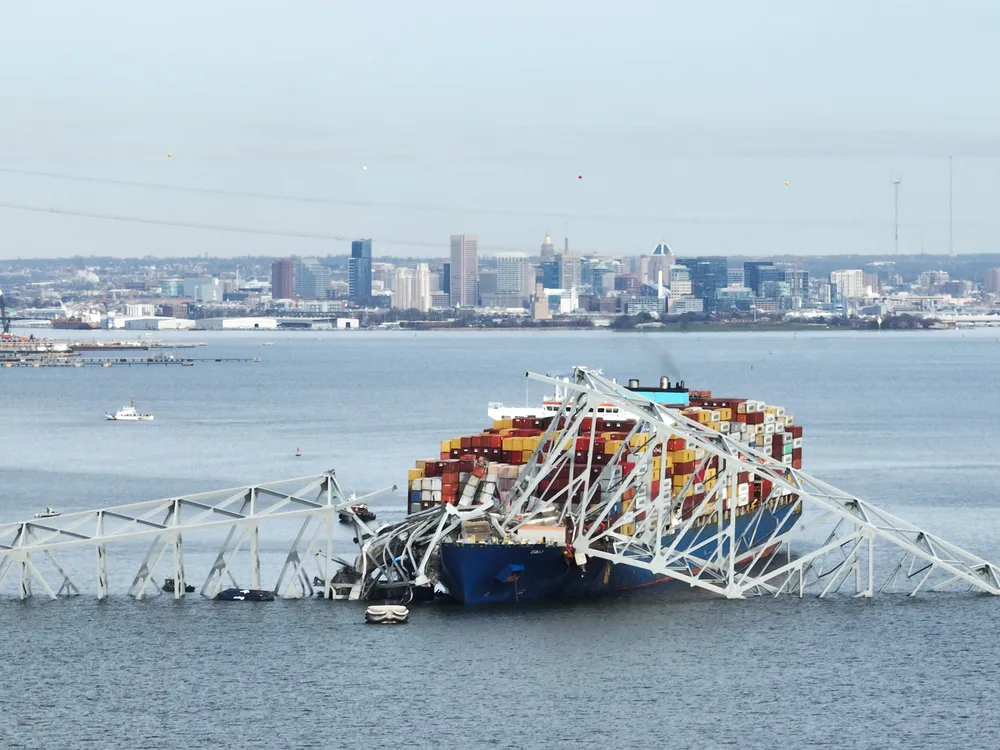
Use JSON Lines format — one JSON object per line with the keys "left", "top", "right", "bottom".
{"left": 451, "top": 438, "right": 463, "bottom": 450}
{"left": 408, "top": 468, "right": 423, "bottom": 482}
{"left": 718, "top": 407, "right": 732, "bottom": 422}
{"left": 440, "top": 440, "right": 451, "bottom": 454}
{"left": 673, "top": 449, "right": 696, "bottom": 463}
{"left": 415, "top": 460, "right": 426, "bottom": 470}
{"left": 697, "top": 411, "right": 712, "bottom": 425}
{"left": 709, "top": 421, "right": 721, "bottom": 432}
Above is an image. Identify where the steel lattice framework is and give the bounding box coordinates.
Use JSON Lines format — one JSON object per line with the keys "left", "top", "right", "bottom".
{"left": 3, "top": 367, "right": 998, "bottom": 603}
{"left": 349, "top": 367, "right": 1000, "bottom": 600}
{"left": 0, "top": 472, "right": 390, "bottom": 601}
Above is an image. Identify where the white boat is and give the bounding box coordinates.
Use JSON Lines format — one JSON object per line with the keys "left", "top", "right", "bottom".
{"left": 34, "top": 507, "right": 60, "bottom": 519}
{"left": 105, "top": 398, "right": 154, "bottom": 421}
{"left": 364, "top": 605, "right": 409, "bottom": 624}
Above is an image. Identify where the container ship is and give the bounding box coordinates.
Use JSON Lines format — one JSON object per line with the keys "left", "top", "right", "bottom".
{"left": 381, "top": 374, "right": 805, "bottom": 605}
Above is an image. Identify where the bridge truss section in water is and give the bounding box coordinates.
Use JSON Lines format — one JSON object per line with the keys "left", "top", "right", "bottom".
{"left": 349, "top": 367, "right": 1000, "bottom": 601}
{"left": 0, "top": 472, "right": 390, "bottom": 601}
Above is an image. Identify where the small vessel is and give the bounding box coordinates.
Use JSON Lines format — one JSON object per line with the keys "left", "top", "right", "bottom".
{"left": 33, "top": 507, "right": 60, "bottom": 519}
{"left": 364, "top": 605, "right": 409, "bottom": 624}
{"left": 105, "top": 398, "right": 154, "bottom": 421}
{"left": 215, "top": 588, "right": 274, "bottom": 602}
{"left": 295, "top": 447, "right": 301, "bottom": 457}
{"left": 339, "top": 503, "right": 376, "bottom": 524}
{"left": 162, "top": 578, "right": 195, "bottom": 594}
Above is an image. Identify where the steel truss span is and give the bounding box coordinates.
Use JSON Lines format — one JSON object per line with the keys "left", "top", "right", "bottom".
{"left": 0, "top": 472, "right": 393, "bottom": 601}
{"left": 352, "top": 367, "right": 1000, "bottom": 601}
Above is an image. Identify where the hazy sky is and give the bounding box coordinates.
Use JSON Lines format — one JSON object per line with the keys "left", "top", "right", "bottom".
{"left": 1, "top": 1, "right": 998, "bottom": 259}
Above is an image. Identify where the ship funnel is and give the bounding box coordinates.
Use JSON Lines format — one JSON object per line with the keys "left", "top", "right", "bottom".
{"left": 660, "top": 376, "right": 670, "bottom": 389}
{"left": 627, "top": 378, "right": 639, "bottom": 388}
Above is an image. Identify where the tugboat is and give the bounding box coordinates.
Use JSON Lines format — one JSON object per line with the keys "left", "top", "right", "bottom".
{"left": 105, "top": 398, "right": 154, "bottom": 421}
{"left": 339, "top": 503, "right": 376, "bottom": 524}
{"left": 215, "top": 588, "right": 275, "bottom": 602}
{"left": 162, "top": 578, "right": 195, "bottom": 594}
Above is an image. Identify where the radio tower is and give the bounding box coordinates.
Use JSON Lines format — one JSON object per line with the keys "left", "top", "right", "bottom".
{"left": 948, "top": 153, "right": 955, "bottom": 257}
{"left": 892, "top": 177, "right": 901, "bottom": 255}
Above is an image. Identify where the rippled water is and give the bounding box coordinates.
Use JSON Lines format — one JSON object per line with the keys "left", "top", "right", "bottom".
{"left": 3, "top": 328, "right": 1000, "bottom": 749}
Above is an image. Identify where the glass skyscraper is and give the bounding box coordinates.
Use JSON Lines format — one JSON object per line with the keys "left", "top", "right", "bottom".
{"left": 349, "top": 239, "right": 373, "bottom": 302}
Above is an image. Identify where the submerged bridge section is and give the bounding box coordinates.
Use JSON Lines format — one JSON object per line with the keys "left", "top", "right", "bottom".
{"left": 0, "top": 473, "right": 388, "bottom": 601}
{"left": 3, "top": 367, "right": 999, "bottom": 603}
{"left": 351, "top": 368, "right": 1000, "bottom": 601}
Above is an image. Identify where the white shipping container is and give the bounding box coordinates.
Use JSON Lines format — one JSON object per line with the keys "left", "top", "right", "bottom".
{"left": 793, "top": 438, "right": 803, "bottom": 449}
{"left": 764, "top": 423, "right": 775, "bottom": 435}
{"left": 763, "top": 412, "right": 776, "bottom": 424}
{"left": 432, "top": 490, "right": 441, "bottom": 502}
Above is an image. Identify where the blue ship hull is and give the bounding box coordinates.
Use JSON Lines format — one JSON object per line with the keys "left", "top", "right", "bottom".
{"left": 439, "top": 501, "right": 802, "bottom": 604}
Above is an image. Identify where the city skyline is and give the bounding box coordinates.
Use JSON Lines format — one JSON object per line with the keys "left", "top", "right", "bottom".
{"left": 2, "top": 4, "right": 1000, "bottom": 259}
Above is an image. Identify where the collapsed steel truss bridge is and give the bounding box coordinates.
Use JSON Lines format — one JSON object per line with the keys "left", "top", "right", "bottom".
{"left": 2, "top": 367, "right": 998, "bottom": 602}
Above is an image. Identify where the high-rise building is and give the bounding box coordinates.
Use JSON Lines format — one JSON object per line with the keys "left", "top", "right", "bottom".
{"left": 560, "top": 254, "right": 582, "bottom": 291}
{"left": 294, "top": 258, "right": 333, "bottom": 299}
{"left": 743, "top": 261, "right": 774, "bottom": 297}
{"left": 829, "top": 269, "right": 865, "bottom": 300}
{"left": 478, "top": 270, "right": 498, "bottom": 299}
{"left": 541, "top": 261, "right": 561, "bottom": 289}
{"left": 669, "top": 265, "right": 693, "bottom": 296}
{"left": 496, "top": 252, "right": 529, "bottom": 293}
{"left": 648, "top": 243, "right": 676, "bottom": 288}
{"left": 676, "top": 257, "right": 728, "bottom": 311}
{"left": 349, "top": 239, "right": 373, "bottom": 302}
{"left": 540, "top": 234, "right": 555, "bottom": 262}
{"left": 449, "top": 234, "right": 478, "bottom": 307}
{"left": 392, "top": 263, "right": 431, "bottom": 312}
{"left": 271, "top": 260, "right": 294, "bottom": 299}
{"left": 442, "top": 263, "right": 450, "bottom": 295}
{"left": 984, "top": 268, "right": 1000, "bottom": 293}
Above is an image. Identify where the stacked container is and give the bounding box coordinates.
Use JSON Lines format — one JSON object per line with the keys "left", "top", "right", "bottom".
{"left": 406, "top": 390, "right": 804, "bottom": 523}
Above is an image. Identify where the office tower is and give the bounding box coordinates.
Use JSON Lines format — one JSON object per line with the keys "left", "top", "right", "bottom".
{"left": 349, "top": 238, "right": 373, "bottom": 301}
{"left": 449, "top": 234, "right": 479, "bottom": 307}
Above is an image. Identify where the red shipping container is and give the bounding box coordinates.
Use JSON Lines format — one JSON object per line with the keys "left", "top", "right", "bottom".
{"left": 746, "top": 412, "right": 765, "bottom": 425}
{"left": 666, "top": 437, "right": 686, "bottom": 452}
{"left": 792, "top": 448, "right": 802, "bottom": 459}
{"left": 792, "top": 458, "right": 802, "bottom": 469}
